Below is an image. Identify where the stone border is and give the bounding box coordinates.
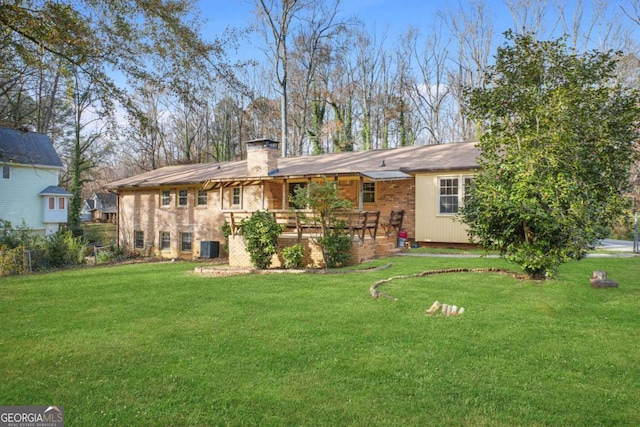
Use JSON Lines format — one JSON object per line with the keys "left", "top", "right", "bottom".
{"left": 194, "top": 262, "right": 393, "bottom": 277}
{"left": 370, "top": 267, "right": 526, "bottom": 300}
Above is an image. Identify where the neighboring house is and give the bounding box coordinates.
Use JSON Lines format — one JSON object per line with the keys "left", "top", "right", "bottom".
{"left": 79, "top": 199, "right": 94, "bottom": 222}
{"left": 106, "top": 139, "right": 479, "bottom": 266}
{"left": 79, "top": 193, "right": 117, "bottom": 223}
{"left": 0, "top": 127, "right": 71, "bottom": 235}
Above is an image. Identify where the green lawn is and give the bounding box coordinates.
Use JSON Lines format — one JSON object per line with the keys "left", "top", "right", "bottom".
{"left": 1, "top": 255, "right": 639, "bottom": 426}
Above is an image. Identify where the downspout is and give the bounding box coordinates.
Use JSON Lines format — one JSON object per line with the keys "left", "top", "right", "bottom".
{"left": 109, "top": 189, "right": 120, "bottom": 250}
{"left": 634, "top": 211, "right": 638, "bottom": 254}
{"left": 358, "top": 176, "right": 364, "bottom": 210}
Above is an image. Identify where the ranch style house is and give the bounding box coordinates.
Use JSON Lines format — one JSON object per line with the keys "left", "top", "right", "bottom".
{"left": 106, "top": 140, "right": 479, "bottom": 267}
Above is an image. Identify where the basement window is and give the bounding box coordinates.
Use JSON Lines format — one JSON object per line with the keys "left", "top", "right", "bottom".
{"left": 181, "top": 232, "right": 192, "bottom": 252}
{"left": 135, "top": 231, "right": 144, "bottom": 249}
{"left": 160, "top": 232, "right": 170, "bottom": 250}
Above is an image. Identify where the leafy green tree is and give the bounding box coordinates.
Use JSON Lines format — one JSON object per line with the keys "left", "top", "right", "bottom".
{"left": 290, "top": 180, "right": 352, "bottom": 268}
{"left": 461, "top": 32, "right": 640, "bottom": 279}
{"left": 238, "top": 210, "right": 283, "bottom": 269}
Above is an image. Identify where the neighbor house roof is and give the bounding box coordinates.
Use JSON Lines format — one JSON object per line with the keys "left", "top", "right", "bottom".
{"left": 106, "top": 142, "right": 480, "bottom": 190}
{"left": 94, "top": 192, "right": 117, "bottom": 206}
{"left": 0, "top": 127, "right": 63, "bottom": 168}
{"left": 39, "top": 185, "right": 72, "bottom": 196}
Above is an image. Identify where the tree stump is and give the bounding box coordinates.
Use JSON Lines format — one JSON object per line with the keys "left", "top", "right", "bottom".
{"left": 590, "top": 271, "right": 618, "bottom": 288}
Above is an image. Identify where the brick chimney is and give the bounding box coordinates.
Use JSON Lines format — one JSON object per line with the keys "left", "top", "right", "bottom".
{"left": 246, "top": 138, "right": 280, "bottom": 177}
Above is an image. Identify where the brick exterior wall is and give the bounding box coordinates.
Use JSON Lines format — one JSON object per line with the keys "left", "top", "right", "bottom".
{"left": 117, "top": 177, "right": 414, "bottom": 262}
{"left": 366, "top": 179, "right": 415, "bottom": 240}
{"left": 246, "top": 141, "right": 279, "bottom": 177}
{"left": 228, "top": 234, "right": 380, "bottom": 269}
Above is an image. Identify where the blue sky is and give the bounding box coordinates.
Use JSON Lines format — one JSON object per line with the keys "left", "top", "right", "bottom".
{"left": 195, "top": 0, "right": 637, "bottom": 62}
{"left": 196, "top": 0, "right": 507, "bottom": 59}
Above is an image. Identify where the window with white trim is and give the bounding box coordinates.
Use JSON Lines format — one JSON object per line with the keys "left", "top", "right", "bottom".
{"left": 161, "top": 190, "right": 171, "bottom": 206}
{"left": 463, "top": 176, "right": 473, "bottom": 202}
{"left": 48, "top": 197, "right": 66, "bottom": 210}
{"left": 362, "top": 182, "right": 375, "bottom": 203}
{"left": 160, "top": 232, "right": 170, "bottom": 250}
{"left": 135, "top": 231, "right": 144, "bottom": 249}
{"left": 178, "top": 189, "right": 188, "bottom": 207}
{"left": 438, "top": 175, "right": 473, "bottom": 215}
{"left": 197, "top": 190, "right": 207, "bottom": 206}
{"left": 231, "top": 187, "right": 242, "bottom": 207}
{"left": 2, "top": 165, "right": 9, "bottom": 179}
{"left": 181, "top": 232, "right": 192, "bottom": 252}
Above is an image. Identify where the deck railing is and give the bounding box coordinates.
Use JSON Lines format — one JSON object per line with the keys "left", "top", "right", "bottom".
{"left": 223, "top": 209, "right": 381, "bottom": 243}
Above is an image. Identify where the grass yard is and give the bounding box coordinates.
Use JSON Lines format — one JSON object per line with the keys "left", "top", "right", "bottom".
{"left": 79, "top": 222, "right": 117, "bottom": 245}
{"left": 0, "top": 255, "right": 639, "bottom": 426}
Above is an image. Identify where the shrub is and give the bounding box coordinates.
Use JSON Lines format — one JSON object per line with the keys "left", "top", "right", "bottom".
{"left": 290, "top": 181, "right": 353, "bottom": 268}
{"left": 0, "top": 245, "right": 26, "bottom": 276}
{"left": 96, "top": 245, "right": 127, "bottom": 263}
{"left": 221, "top": 220, "right": 232, "bottom": 253}
{"left": 45, "top": 229, "right": 88, "bottom": 267}
{"left": 0, "top": 219, "right": 39, "bottom": 249}
{"left": 318, "top": 225, "right": 351, "bottom": 268}
{"left": 238, "top": 210, "right": 283, "bottom": 269}
{"left": 282, "top": 243, "right": 305, "bottom": 269}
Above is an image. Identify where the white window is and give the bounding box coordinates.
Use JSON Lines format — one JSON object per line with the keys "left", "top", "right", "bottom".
{"left": 160, "top": 232, "right": 170, "bottom": 250}
{"left": 197, "top": 190, "right": 207, "bottom": 206}
{"left": 231, "top": 187, "right": 242, "bottom": 207}
{"left": 181, "top": 232, "right": 192, "bottom": 252}
{"left": 2, "top": 165, "right": 9, "bottom": 179}
{"left": 438, "top": 176, "right": 473, "bottom": 215}
{"left": 161, "top": 190, "right": 171, "bottom": 206}
{"left": 178, "top": 189, "right": 188, "bottom": 207}
{"left": 135, "top": 231, "right": 144, "bottom": 249}
{"left": 362, "top": 182, "right": 375, "bottom": 203}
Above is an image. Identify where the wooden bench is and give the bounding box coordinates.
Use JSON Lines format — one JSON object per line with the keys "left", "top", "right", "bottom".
{"left": 381, "top": 210, "right": 405, "bottom": 237}
{"left": 338, "top": 210, "right": 380, "bottom": 243}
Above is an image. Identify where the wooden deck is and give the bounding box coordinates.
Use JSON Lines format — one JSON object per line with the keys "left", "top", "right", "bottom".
{"left": 224, "top": 209, "right": 381, "bottom": 244}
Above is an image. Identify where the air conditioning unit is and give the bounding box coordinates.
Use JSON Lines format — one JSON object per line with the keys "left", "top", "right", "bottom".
{"left": 200, "top": 241, "right": 219, "bottom": 259}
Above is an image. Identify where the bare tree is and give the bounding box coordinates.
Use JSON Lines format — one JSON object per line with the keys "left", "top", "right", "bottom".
{"left": 555, "top": 0, "right": 628, "bottom": 52}
{"left": 353, "top": 25, "right": 386, "bottom": 150}
{"left": 504, "top": 0, "right": 550, "bottom": 37}
{"left": 402, "top": 25, "right": 452, "bottom": 144}
{"left": 288, "top": 0, "right": 345, "bottom": 155}
{"left": 125, "top": 87, "right": 169, "bottom": 172}
{"left": 255, "top": 0, "right": 307, "bottom": 157}
{"left": 440, "top": 0, "right": 494, "bottom": 142}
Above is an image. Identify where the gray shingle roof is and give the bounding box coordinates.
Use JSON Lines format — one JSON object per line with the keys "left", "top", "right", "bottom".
{"left": 94, "top": 192, "right": 117, "bottom": 206}
{"left": 0, "top": 127, "right": 63, "bottom": 168}
{"left": 39, "top": 185, "right": 72, "bottom": 196}
{"left": 106, "top": 142, "right": 480, "bottom": 190}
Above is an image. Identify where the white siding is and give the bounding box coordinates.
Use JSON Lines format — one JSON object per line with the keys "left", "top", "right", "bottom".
{"left": 0, "top": 164, "right": 59, "bottom": 231}
{"left": 41, "top": 196, "right": 68, "bottom": 224}
{"left": 415, "top": 170, "right": 475, "bottom": 243}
